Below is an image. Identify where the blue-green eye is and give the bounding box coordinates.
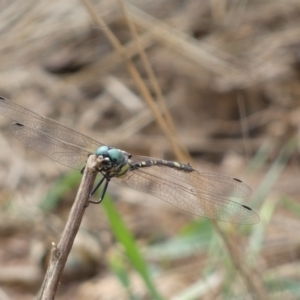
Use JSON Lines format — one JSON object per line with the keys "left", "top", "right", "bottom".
{"left": 107, "top": 148, "right": 122, "bottom": 163}
{"left": 95, "top": 145, "right": 109, "bottom": 156}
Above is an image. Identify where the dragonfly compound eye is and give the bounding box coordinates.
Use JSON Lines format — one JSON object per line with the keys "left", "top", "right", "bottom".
{"left": 95, "top": 145, "right": 109, "bottom": 157}
{"left": 107, "top": 148, "right": 122, "bottom": 164}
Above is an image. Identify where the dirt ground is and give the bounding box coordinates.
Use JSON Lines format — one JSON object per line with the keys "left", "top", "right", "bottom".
{"left": 0, "top": 0, "right": 300, "bottom": 299}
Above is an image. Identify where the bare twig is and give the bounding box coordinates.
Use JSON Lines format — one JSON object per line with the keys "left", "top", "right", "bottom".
{"left": 119, "top": 0, "right": 192, "bottom": 161}
{"left": 37, "top": 155, "right": 101, "bottom": 300}
{"left": 213, "top": 224, "right": 269, "bottom": 300}
{"left": 81, "top": 0, "right": 189, "bottom": 163}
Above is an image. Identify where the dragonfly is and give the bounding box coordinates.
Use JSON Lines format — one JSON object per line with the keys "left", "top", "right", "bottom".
{"left": 0, "top": 96, "right": 259, "bottom": 224}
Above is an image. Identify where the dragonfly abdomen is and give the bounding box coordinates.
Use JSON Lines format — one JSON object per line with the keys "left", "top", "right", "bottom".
{"left": 131, "top": 159, "right": 193, "bottom": 172}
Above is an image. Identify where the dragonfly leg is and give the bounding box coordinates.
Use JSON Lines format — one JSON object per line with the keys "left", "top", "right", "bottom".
{"left": 90, "top": 176, "right": 105, "bottom": 197}
{"left": 89, "top": 173, "right": 110, "bottom": 204}
{"left": 80, "top": 166, "right": 85, "bottom": 175}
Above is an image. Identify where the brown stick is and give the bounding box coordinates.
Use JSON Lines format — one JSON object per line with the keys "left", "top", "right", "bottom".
{"left": 37, "top": 155, "right": 101, "bottom": 300}
{"left": 213, "top": 223, "right": 269, "bottom": 300}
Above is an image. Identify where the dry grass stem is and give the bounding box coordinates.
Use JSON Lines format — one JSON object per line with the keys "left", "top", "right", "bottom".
{"left": 37, "top": 155, "right": 100, "bottom": 300}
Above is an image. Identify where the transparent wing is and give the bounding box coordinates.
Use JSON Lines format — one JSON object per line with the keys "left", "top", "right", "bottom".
{"left": 10, "top": 123, "right": 90, "bottom": 170}
{"left": 130, "top": 156, "right": 252, "bottom": 198}
{"left": 116, "top": 157, "right": 259, "bottom": 224}
{"left": 0, "top": 97, "right": 101, "bottom": 153}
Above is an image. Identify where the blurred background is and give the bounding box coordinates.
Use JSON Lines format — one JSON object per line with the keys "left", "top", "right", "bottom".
{"left": 0, "top": 0, "right": 300, "bottom": 299}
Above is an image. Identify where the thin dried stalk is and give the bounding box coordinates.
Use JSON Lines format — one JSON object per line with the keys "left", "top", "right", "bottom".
{"left": 37, "top": 155, "right": 101, "bottom": 300}
{"left": 81, "top": 0, "right": 189, "bottom": 162}
{"left": 119, "top": 0, "right": 192, "bottom": 161}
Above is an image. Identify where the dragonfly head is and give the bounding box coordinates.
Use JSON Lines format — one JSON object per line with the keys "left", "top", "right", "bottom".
{"left": 95, "top": 146, "right": 131, "bottom": 177}
{"left": 95, "top": 146, "right": 124, "bottom": 167}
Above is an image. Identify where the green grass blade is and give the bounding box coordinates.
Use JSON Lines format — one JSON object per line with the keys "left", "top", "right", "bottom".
{"left": 102, "top": 195, "right": 163, "bottom": 300}
{"left": 109, "top": 254, "right": 140, "bottom": 300}
{"left": 39, "top": 170, "right": 82, "bottom": 212}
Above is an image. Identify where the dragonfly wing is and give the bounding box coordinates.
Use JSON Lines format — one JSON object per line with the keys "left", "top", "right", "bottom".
{"left": 10, "top": 123, "right": 90, "bottom": 170}
{"left": 130, "top": 155, "right": 252, "bottom": 198}
{"left": 115, "top": 163, "right": 259, "bottom": 224}
{"left": 0, "top": 97, "right": 101, "bottom": 152}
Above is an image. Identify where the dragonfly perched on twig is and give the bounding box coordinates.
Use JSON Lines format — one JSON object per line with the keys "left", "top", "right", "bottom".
{"left": 0, "top": 97, "right": 259, "bottom": 224}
